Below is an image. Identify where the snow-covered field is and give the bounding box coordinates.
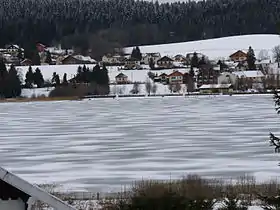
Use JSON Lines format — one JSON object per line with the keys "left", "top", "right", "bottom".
{"left": 126, "top": 34, "right": 280, "bottom": 60}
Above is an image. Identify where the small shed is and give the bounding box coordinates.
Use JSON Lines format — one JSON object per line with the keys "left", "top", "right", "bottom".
{"left": 0, "top": 166, "right": 76, "bottom": 210}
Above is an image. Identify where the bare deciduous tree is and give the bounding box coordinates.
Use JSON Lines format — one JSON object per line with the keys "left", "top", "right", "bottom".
{"left": 258, "top": 49, "right": 269, "bottom": 60}
{"left": 151, "top": 83, "right": 157, "bottom": 94}
{"left": 169, "top": 82, "right": 181, "bottom": 93}
{"left": 273, "top": 45, "right": 280, "bottom": 67}
{"left": 145, "top": 79, "right": 152, "bottom": 95}
{"left": 174, "top": 82, "right": 182, "bottom": 92}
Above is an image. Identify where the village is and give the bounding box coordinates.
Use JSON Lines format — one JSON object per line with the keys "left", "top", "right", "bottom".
{"left": 1, "top": 42, "right": 279, "bottom": 96}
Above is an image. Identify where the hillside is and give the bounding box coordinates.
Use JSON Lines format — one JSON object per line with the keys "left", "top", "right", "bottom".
{"left": 126, "top": 34, "right": 280, "bottom": 60}
{"left": 1, "top": 0, "right": 280, "bottom": 50}
{"left": 17, "top": 34, "right": 278, "bottom": 84}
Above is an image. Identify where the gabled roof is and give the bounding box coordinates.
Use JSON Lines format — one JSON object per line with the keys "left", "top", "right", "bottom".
{"left": 159, "top": 73, "right": 168, "bottom": 77}
{"left": 116, "top": 73, "right": 128, "bottom": 78}
{"left": 6, "top": 44, "right": 20, "bottom": 49}
{"left": 157, "top": 56, "right": 174, "bottom": 62}
{"left": 168, "top": 71, "right": 184, "bottom": 77}
{"left": 0, "top": 166, "right": 76, "bottom": 210}
{"left": 229, "top": 50, "right": 247, "bottom": 58}
{"left": 61, "top": 55, "right": 79, "bottom": 62}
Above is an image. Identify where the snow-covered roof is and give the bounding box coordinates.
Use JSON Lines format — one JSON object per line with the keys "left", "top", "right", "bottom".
{"left": 255, "top": 59, "right": 271, "bottom": 65}
{"left": 0, "top": 166, "right": 76, "bottom": 210}
{"left": 199, "top": 84, "right": 232, "bottom": 89}
{"left": 73, "top": 55, "right": 96, "bottom": 63}
{"left": 232, "top": 70, "right": 264, "bottom": 78}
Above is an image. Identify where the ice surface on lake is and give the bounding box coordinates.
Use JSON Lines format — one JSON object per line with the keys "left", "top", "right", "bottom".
{"left": 0, "top": 95, "right": 279, "bottom": 192}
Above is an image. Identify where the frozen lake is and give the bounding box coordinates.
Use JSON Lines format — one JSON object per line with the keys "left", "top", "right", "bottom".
{"left": 0, "top": 95, "right": 279, "bottom": 192}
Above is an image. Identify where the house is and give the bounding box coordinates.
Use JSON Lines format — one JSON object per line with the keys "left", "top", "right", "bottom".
{"left": 255, "top": 59, "right": 271, "bottom": 70}
{"left": 20, "top": 59, "right": 33, "bottom": 66}
{"left": 60, "top": 55, "right": 96, "bottom": 65}
{"left": 168, "top": 71, "right": 184, "bottom": 84}
{"left": 218, "top": 72, "right": 238, "bottom": 88}
{"left": 233, "top": 70, "right": 265, "bottom": 89}
{"left": 141, "top": 53, "right": 161, "bottom": 65}
{"left": 102, "top": 54, "right": 126, "bottom": 64}
{"left": 186, "top": 52, "right": 206, "bottom": 60}
{"left": 5, "top": 45, "right": 22, "bottom": 54}
{"left": 36, "top": 43, "right": 46, "bottom": 53}
{"left": 115, "top": 73, "right": 128, "bottom": 84}
{"left": 0, "top": 166, "right": 76, "bottom": 210}
{"left": 233, "top": 70, "right": 264, "bottom": 82}
{"left": 73, "top": 55, "right": 97, "bottom": 64}
{"left": 158, "top": 73, "right": 168, "bottom": 83}
{"left": 46, "top": 44, "right": 74, "bottom": 56}
{"left": 124, "top": 57, "right": 141, "bottom": 69}
{"left": 60, "top": 55, "right": 80, "bottom": 65}
{"left": 199, "top": 84, "right": 233, "bottom": 94}
{"left": 229, "top": 50, "right": 247, "bottom": 62}
{"left": 173, "top": 54, "right": 186, "bottom": 62}
{"left": 157, "top": 56, "right": 174, "bottom": 68}
{"left": 196, "top": 65, "right": 219, "bottom": 87}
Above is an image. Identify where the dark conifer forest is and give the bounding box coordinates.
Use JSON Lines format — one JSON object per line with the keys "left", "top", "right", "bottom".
{"left": 1, "top": 0, "right": 280, "bottom": 49}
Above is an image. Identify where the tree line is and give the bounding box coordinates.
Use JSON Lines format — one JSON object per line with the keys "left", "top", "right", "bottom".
{"left": 1, "top": 0, "right": 280, "bottom": 58}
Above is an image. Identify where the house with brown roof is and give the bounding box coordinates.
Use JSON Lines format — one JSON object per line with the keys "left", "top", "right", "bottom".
{"left": 115, "top": 73, "right": 128, "bottom": 84}
{"left": 168, "top": 71, "right": 184, "bottom": 84}
{"left": 173, "top": 54, "right": 186, "bottom": 62}
{"left": 157, "top": 56, "right": 174, "bottom": 68}
{"left": 229, "top": 50, "right": 247, "bottom": 62}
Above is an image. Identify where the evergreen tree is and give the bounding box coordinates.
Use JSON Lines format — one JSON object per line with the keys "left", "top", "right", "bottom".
{"left": 51, "top": 72, "right": 57, "bottom": 84}
{"left": 32, "top": 50, "right": 41, "bottom": 66}
{"left": 247, "top": 46, "right": 256, "bottom": 70}
{"left": 198, "top": 56, "right": 206, "bottom": 66}
{"left": 6, "top": 65, "right": 22, "bottom": 98}
{"left": 55, "top": 74, "right": 60, "bottom": 86}
{"left": 25, "top": 66, "right": 34, "bottom": 88}
{"left": 33, "top": 68, "right": 44, "bottom": 88}
{"left": 76, "top": 66, "right": 83, "bottom": 82}
{"left": 191, "top": 52, "right": 199, "bottom": 68}
{"left": 148, "top": 58, "right": 155, "bottom": 70}
{"left": 131, "top": 47, "right": 142, "bottom": 60}
{"left": 17, "top": 48, "right": 24, "bottom": 61}
{"left": 62, "top": 73, "right": 68, "bottom": 85}
{"left": 0, "top": 58, "right": 8, "bottom": 97}
{"left": 45, "top": 51, "right": 52, "bottom": 64}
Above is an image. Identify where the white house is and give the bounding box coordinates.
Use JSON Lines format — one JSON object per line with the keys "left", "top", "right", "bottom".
{"left": 255, "top": 59, "right": 271, "bottom": 70}
{"left": 102, "top": 54, "right": 127, "bottom": 64}
{"left": 141, "top": 53, "right": 161, "bottom": 65}
{"left": 0, "top": 166, "right": 76, "bottom": 210}
{"left": 232, "top": 70, "right": 264, "bottom": 82}
{"left": 218, "top": 72, "right": 238, "bottom": 86}
{"left": 233, "top": 70, "right": 265, "bottom": 90}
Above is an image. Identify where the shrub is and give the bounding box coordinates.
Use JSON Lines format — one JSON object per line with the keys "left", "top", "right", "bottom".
{"left": 49, "top": 83, "right": 109, "bottom": 98}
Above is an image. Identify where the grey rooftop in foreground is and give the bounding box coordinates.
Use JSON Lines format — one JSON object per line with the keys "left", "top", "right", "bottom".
{"left": 0, "top": 166, "right": 77, "bottom": 210}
